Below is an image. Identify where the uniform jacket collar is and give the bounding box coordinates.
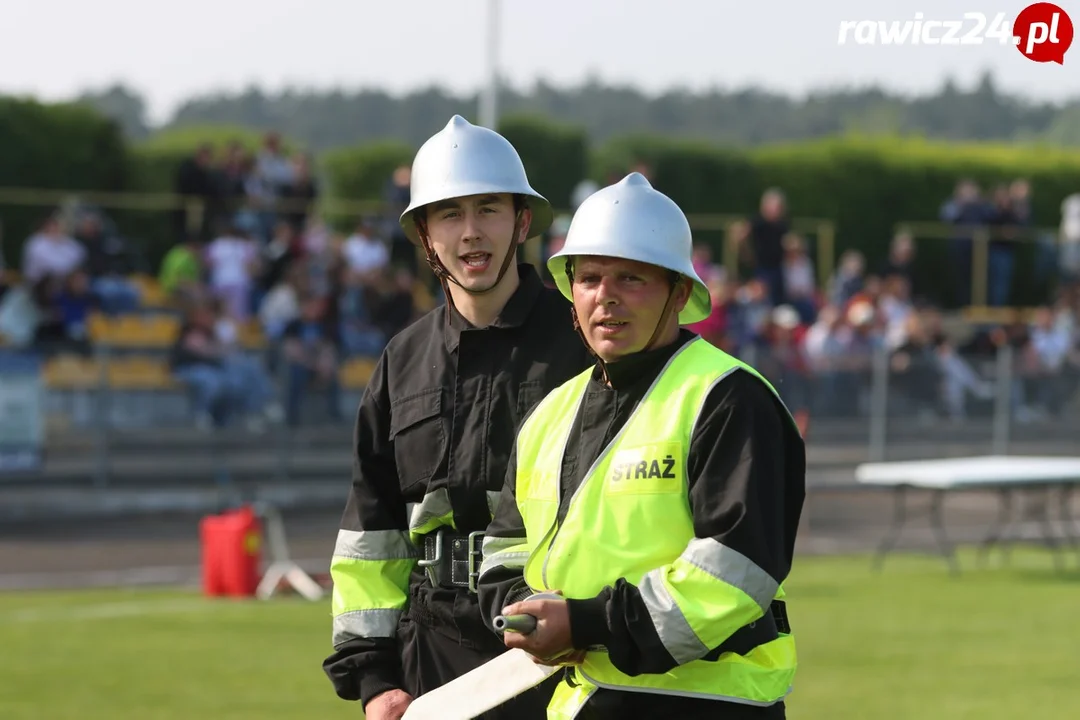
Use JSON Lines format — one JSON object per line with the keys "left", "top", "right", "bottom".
{"left": 445, "top": 264, "right": 545, "bottom": 352}
{"left": 594, "top": 329, "right": 698, "bottom": 390}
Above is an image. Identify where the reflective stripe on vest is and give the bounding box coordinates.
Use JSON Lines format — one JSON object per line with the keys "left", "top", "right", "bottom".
{"left": 514, "top": 337, "right": 798, "bottom": 706}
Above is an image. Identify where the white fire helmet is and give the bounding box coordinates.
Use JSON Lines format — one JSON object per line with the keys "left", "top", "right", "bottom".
{"left": 547, "top": 172, "right": 711, "bottom": 325}
{"left": 399, "top": 115, "right": 553, "bottom": 245}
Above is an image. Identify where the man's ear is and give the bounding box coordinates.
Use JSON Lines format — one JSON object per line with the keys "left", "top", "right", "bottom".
{"left": 674, "top": 277, "right": 693, "bottom": 313}
{"left": 515, "top": 207, "right": 533, "bottom": 245}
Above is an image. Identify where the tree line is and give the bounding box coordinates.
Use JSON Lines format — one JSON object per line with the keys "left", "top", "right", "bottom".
{"left": 76, "top": 70, "right": 1080, "bottom": 153}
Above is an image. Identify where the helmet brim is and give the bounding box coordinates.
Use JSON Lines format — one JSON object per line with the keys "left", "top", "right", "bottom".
{"left": 547, "top": 249, "right": 712, "bottom": 326}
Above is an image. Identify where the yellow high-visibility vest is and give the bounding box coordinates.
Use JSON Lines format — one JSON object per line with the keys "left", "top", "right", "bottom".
{"left": 514, "top": 337, "right": 798, "bottom": 709}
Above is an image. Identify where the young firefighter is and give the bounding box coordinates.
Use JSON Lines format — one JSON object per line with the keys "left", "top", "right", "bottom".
{"left": 322, "top": 116, "right": 592, "bottom": 720}
{"left": 478, "top": 173, "right": 806, "bottom": 719}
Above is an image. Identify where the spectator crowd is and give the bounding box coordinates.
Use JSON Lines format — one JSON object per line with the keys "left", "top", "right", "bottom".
{"left": 2, "top": 136, "right": 1080, "bottom": 433}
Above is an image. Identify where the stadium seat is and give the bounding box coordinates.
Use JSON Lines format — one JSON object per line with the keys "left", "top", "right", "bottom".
{"left": 106, "top": 355, "right": 178, "bottom": 390}
{"left": 43, "top": 355, "right": 103, "bottom": 390}
{"left": 339, "top": 357, "right": 377, "bottom": 389}
{"left": 88, "top": 313, "right": 180, "bottom": 348}
{"left": 127, "top": 274, "right": 169, "bottom": 308}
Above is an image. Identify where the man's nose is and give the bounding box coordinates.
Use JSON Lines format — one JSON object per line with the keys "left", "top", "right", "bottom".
{"left": 461, "top": 212, "right": 482, "bottom": 241}
{"left": 594, "top": 276, "right": 619, "bottom": 305}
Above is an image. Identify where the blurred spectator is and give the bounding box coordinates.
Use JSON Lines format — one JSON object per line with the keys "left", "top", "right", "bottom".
{"left": 890, "top": 314, "right": 940, "bottom": 420}
{"left": 341, "top": 217, "right": 389, "bottom": 281}
{"left": 260, "top": 221, "right": 304, "bottom": 296}
{"left": 828, "top": 250, "right": 865, "bottom": 308}
{"left": 384, "top": 165, "right": 415, "bottom": 275}
{"left": 1029, "top": 306, "right": 1073, "bottom": 417}
{"left": 727, "top": 278, "right": 772, "bottom": 354}
{"left": 169, "top": 300, "right": 279, "bottom": 431}
{"left": 369, "top": 267, "right": 419, "bottom": 342}
{"left": 780, "top": 233, "right": 817, "bottom": 323}
{"left": 282, "top": 294, "right": 342, "bottom": 427}
{"left": 758, "top": 304, "right": 811, "bottom": 433}
{"left": 691, "top": 242, "right": 723, "bottom": 286}
{"left": 72, "top": 210, "right": 140, "bottom": 314}
{"left": 686, "top": 275, "right": 732, "bottom": 351}
{"left": 1060, "top": 193, "right": 1080, "bottom": 284}
{"left": 160, "top": 234, "right": 204, "bottom": 306}
{"left": 879, "top": 275, "right": 915, "bottom": 350}
{"left": 935, "top": 333, "right": 994, "bottom": 421}
{"left": 279, "top": 153, "right": 318, "bottom": 232}
{"left": 22, "top": 214, "right": 85, "bottom": 286}
{"left": 880, "top": 231, "right": 917, "bottom": 298}
{"left": 174, "top": 144, "right": 219, "bottom": 243}
{"left": 735, "top": 188, "right": 790, "bottom": 306}
{"left": 541, "top": 215, "right": 572, "bottom": 288}
{"left": 940, "top": 179, "right": 992, "bottom": 307}
{"left": 205, "top": 224, "right": 262, "bottom": 320}
{"left": 260, "top": 262, "right": 306, "bottom": 342}
{"left": 987, "top": 184, "right": 1021, "bottom": 307}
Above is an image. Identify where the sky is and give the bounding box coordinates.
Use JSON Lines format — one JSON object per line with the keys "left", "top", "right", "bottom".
{"left": 1, "top": 0, "right": 1077, "bottom": 125}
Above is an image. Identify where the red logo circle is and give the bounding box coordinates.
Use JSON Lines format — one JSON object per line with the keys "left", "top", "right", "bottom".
{"left": 1013, "top": 2, "right": 1074, "bottom": 63}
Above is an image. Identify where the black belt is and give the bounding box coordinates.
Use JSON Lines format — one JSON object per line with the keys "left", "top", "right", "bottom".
{"left": 418, "top": 529, "right": 485, "bottom": 592}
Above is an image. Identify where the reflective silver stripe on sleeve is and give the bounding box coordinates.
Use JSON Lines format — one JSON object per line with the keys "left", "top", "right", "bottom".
{"left": 482, "top": 535, "right": 524, "bottom": 557}
{"left": 478, "top": 535, "right": 529, "bottom": 579}
{"left": 681, "top": 538, "right": 778, "bottom": 613}
{"left": 333, "top": 529, "right": 417, "bottom": 561}
{"left": 332, "top": 608, "right": 401, "bottom": 647}
{"left": 406, "top": 488, "right": 454, "bottom": 533}
{"left": 638, "top": 569, "right": 709, "bottom": 665}
{"left": 638, "top": 539, "right": 780, "bottom": 665}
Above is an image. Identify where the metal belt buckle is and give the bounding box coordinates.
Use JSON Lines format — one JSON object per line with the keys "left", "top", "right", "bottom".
{"left": 467, "top": 531, "right": 484, "bottom": 593}
{"left": 418, "top": 529, "right": 443, "bottom": 586}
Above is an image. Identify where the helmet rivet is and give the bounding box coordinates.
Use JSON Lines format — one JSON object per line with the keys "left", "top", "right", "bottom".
{"left": 452, "top": 143, "right": 458, "bottom": 149}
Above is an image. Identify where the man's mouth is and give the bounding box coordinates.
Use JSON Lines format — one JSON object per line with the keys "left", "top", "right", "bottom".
{"left": 460, "top": 252, "right": 491, "bottom": 268}
{"left": 596, "top": 319, "right": 627, "bottom": 328}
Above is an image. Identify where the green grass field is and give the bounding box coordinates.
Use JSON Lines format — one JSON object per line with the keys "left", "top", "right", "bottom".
{"left": 2, "top": 548, "right": 1077, "bottom": 720}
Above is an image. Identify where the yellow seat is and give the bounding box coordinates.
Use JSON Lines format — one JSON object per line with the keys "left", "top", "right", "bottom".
{"left": 106, "top": 355, "right": 177, "bottom": 390}
{"left": 93, "top": 314, "right": 180, "bottom": 349}
{"left": 128, "top": 274, "right": 169, "bottom": 308}
{"left": 339, "top": 357, "right": 378, "bottom": 389}
{"left": 43, "top": 355, "right": 103, "bottom": 390}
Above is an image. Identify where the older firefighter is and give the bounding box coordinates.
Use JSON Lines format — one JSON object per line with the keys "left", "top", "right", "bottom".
{"left": 477, "top": 173, "right": 806, "bottom": 719}
{"left": 322, "top": 115, "right": 591, "bottom": 720}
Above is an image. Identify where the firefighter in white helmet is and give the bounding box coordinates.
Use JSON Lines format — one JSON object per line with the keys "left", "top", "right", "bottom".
{"left": 323, "top": 116, "right": 591, "bottom": 720}
{"left": 479, "top": 173, "right": 806, "bottom": 719}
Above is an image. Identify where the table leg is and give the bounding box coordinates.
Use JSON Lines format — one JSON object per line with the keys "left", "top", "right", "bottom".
{"left": 1035, "top": 485, "right": 1065, "bottom": 573}
{"left": 873, "top": 485, "right": 908, "bottom": 572}
{"left": 928, "top": 489, "right": 960, "bottom": 576}
{"left": 978, "top": 488, "right": 1016, "bottom": 567}
{"left": 1059, "top": 485, "right": 1079, "bottom": 561}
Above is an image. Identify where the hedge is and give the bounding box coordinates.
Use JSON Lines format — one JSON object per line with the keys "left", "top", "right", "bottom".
{"left": 0, "top": 97, "right": 128, "bottom": 267}
{"left": 748, "top": 136, "right": 1080, "bottom": 306}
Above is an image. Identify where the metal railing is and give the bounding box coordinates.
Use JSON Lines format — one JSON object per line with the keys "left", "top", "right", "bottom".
{"left": 3, "top": 332, "right": 1075, "bottom": 490}
{"left": 893, "top": 220, "right": 1065, "bottom": 309}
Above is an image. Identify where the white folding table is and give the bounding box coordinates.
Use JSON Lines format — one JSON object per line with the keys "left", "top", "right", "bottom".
{"left": 855, "top": 456, "right": 1080, "bottom": 574}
